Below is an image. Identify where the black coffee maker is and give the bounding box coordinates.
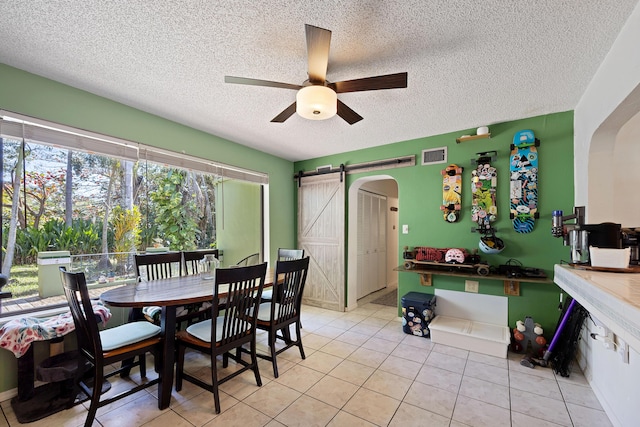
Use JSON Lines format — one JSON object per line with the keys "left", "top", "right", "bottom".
{"left": 552, "top": 207, "right": 622, "bottom": 264}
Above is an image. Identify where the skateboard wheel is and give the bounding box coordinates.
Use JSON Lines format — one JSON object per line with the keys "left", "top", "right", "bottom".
{"left": 510, "top": 144, "right": 515, "bottom": 150}
{"left": 477, "top": 266, "right": 490, "bottom": 276}
{"left": 534, "top": 212, "right": 540, "bottom": 219}
{"left": 510, "top": 212, "right": 515, "bottom": 219}
{"left": 534, "top": 138, "right": 540, "bottom": 147}
{"left": 404, "top": 261, "right": 414, "bottom": 270}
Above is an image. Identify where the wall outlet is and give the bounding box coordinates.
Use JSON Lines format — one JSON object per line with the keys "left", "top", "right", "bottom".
{"left": 465, "top": 280, "right": 479, "bottom": 293}
{"left": 617, "top": 336, "right": 629, "bottom": 364}
{"left": 402, "top": 224, "right": 409, "bottom": 234}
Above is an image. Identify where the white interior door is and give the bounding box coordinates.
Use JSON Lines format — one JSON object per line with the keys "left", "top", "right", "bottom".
{"left": 356, "top": 190, "right": 387, "bottom": 299}
{"left": 298, "top": 174, "right": 345, "bottom": 311}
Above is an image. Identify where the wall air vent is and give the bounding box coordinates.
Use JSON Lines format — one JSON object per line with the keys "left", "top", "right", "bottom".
{"left": 316, "top": 164, "right": 333, "bottom": 173}
{"left": 421, "top": 147, "right": 447, "bottom": 165}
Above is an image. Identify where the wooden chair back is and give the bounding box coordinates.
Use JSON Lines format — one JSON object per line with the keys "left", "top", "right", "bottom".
{"left": 234, "top": 252, "right": 260, "bottom": 267}
{"left": 182, "top": 249, "right": 219, "bottom": 275}
{"left": 134, "top": 252, "right": 182, "bottom": 281}
{"left": 60, "top": 267, "right": 103, "bottom": 364}
{"left": 270, "top": 257, "right": 309, "bottom": 320}
{"left": 212, "top": 263, "right": 267, "bottom": 349}
{"left": 277, "top": 248, "right": 305, "bottom": 261}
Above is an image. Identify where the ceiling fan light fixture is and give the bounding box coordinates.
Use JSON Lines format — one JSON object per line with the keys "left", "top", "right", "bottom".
{"left": 296, "top": 85, "right": 337, "bottom": 120}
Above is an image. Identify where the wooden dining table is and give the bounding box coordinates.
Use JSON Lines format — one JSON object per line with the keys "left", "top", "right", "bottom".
{"left": 100, "top": 270, "right": 273, "bottom": 409}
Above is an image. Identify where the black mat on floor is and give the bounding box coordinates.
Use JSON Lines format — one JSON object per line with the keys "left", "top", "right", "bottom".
{"left": 11, "top": 379, "right": 110, "bottom": 423}
{"left": 370, "top": 289, "right": 398, "bottom": 307}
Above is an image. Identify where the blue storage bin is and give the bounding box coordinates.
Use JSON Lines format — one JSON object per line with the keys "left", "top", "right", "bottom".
{"left": 401, "top": 292, "right": 436, "bottom": 337}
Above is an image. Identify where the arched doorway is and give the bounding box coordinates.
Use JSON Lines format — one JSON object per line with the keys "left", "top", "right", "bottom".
{"left": 346, "top": 175, "right": 399, "bottom": 310}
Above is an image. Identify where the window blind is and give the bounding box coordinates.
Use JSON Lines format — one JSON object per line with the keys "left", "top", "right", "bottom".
{"left": 0, "top": 110, "right": 268, "bottom": 185}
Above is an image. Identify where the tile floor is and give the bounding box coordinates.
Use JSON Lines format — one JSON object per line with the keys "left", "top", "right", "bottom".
{"left": 0, "top": 288, "right": 612, "bottom": 427}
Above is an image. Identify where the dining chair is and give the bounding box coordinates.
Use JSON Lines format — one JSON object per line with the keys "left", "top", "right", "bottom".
{"left": 134, "top": 252, "right": 206, "bottom": 327}
{"left": 175, "top": 262, "right": 267, "bottom": 413}
{"left": 234, "top": 252, "right": 260, "bottom": 267}
{"left": 253, "top": 256, "right": 309, "bottom": 378}
{"left": 134, "top": 251, "right": 182, "bottom": 281}
{"left": 261, "top": 248, "right": 305, "bottom": 302}
{"left": 59, "top": 267, "right": 161, "bottom": 427}
{"left": 182, "top": 249, "right": 219, "bottom": 275}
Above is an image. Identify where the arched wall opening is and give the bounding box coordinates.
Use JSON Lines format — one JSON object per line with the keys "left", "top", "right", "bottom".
{"left": 346, "top": 175, "right": 399, "bottom": 310}
{"left": 587, "top": 83, "right": 640, "bottom": 226}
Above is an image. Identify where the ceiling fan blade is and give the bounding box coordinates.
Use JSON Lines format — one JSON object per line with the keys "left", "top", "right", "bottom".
{"left": 337, "top": 100, "right": 363, "bottom": 125}
{"left": 225, "top": 76, "right": 302, "bottom": 90}
{"left": 328, "top": 72, "right": 408, "bottom": 93}
{"left": 305, "top": 24, "right": 331, "bottom": 84}
{"left": 271, "top": 102, "right": 297, "bottom": 123}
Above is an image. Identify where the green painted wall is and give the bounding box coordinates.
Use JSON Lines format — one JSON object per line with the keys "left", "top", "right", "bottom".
{"left": 294, "top": 111, "right": 575, "bottom": 336}
{"left": 216, "top": 180, "right": 261, "bottom": 266}
{"left": 0, "top": 64, "right": 295, "bottom": 394}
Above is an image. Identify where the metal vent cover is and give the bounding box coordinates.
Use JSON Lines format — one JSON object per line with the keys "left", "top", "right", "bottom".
{"left": 421, "top": 147, "right": 447, "bottom": 165}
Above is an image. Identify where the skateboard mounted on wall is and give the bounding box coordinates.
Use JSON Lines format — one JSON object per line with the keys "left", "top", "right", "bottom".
{"left": 441, "top": 164, "right": 463, "bottom": 223}
{"left": 471, "top": 151, "right": 498, "bottom": 233}
{"left": 510, "top": 130, "right": 540, "bottom": 233}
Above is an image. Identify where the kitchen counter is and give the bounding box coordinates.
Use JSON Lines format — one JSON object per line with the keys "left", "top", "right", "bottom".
{"left": 554, "top": 264, "right": 640, "bottom": 351}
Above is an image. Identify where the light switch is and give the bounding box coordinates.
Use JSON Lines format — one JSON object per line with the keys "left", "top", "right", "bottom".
{"left": 402, "top": 224, "right": 409, "bottom": 234}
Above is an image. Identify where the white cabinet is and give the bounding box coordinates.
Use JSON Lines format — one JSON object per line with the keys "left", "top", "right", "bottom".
{"left": 357, "top": 190, "right": 387, "bottom": 299}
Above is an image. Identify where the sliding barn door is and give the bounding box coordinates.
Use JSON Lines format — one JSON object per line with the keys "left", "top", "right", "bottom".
{"left": 298, "top": 174, "right": 345, "bottom": 311}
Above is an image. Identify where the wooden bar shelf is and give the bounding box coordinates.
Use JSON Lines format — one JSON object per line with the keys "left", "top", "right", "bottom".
{"left": 394, "top": 265, "right": 552, "bottom": 296}
{"left": 456, "top": 133, "right": 491, "bottom": 144}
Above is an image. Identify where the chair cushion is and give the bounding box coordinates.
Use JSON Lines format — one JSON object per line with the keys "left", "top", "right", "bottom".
{"left": 186, "top": 316, "right": 250, "bottom": 343}
{"left": 142, "top": 302, "right": 212, "bottom": 323}
{"left": 256, "top": 302, "right": 281, "bottom": 322}
{"left": 100, "top": 321, "right": 161, "bottom": 351}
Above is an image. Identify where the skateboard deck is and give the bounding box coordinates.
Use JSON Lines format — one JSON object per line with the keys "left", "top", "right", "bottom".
{"left": 471, "top": 151, "right": 497, "bottom": 232}
{"left": 403, "top": 259, "right": 491, "bottom": 276}
{"left": 441, "top": 164, "right": 463, "bottom": 223}
{"left": 510, "top": 130, "right": 540, "bottom": 233}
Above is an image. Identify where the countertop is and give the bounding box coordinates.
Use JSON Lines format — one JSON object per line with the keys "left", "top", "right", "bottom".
{"left": 554, "top": 264, "right": 640, "bottom": 351}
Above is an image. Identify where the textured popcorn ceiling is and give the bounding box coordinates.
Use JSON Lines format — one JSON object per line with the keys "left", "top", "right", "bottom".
{"left": 0, "top": 1, "right": 637, "bottom": 161}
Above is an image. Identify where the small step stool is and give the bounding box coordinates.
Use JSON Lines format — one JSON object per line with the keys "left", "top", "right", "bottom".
{"left": 429, "top": 315, "right": 511, "bottom": 358}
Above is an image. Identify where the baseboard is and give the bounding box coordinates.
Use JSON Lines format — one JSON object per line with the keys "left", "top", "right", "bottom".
{"left": 0, "top": 387, "right": 17, "bottom": 402}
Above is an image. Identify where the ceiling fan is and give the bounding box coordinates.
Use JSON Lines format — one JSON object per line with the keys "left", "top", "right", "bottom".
{"left": 224, "top": 24, "right": 408, "bottom": 125}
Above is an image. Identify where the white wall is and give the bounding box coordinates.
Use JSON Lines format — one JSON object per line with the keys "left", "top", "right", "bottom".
{"left": 614, "top": 111, "right": 640, "bottom": 227}
{"left": 574, "top": 2, "right": 640, "bottom": 222}
{"left": 573, "top": 3, "right": 640, "bottom": 426}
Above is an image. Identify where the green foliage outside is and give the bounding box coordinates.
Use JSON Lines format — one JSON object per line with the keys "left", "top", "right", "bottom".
{"left": 111, "top": 206, "right": 142, "bottom": 253}
{"left": 11, "top": 218, "right": 106, "bottom": 265}
{"left": 2, "top": 139, "right": 219, "bottom": 305}
{"left": 149, "top": 170, "right": 200, "bottom": 251}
